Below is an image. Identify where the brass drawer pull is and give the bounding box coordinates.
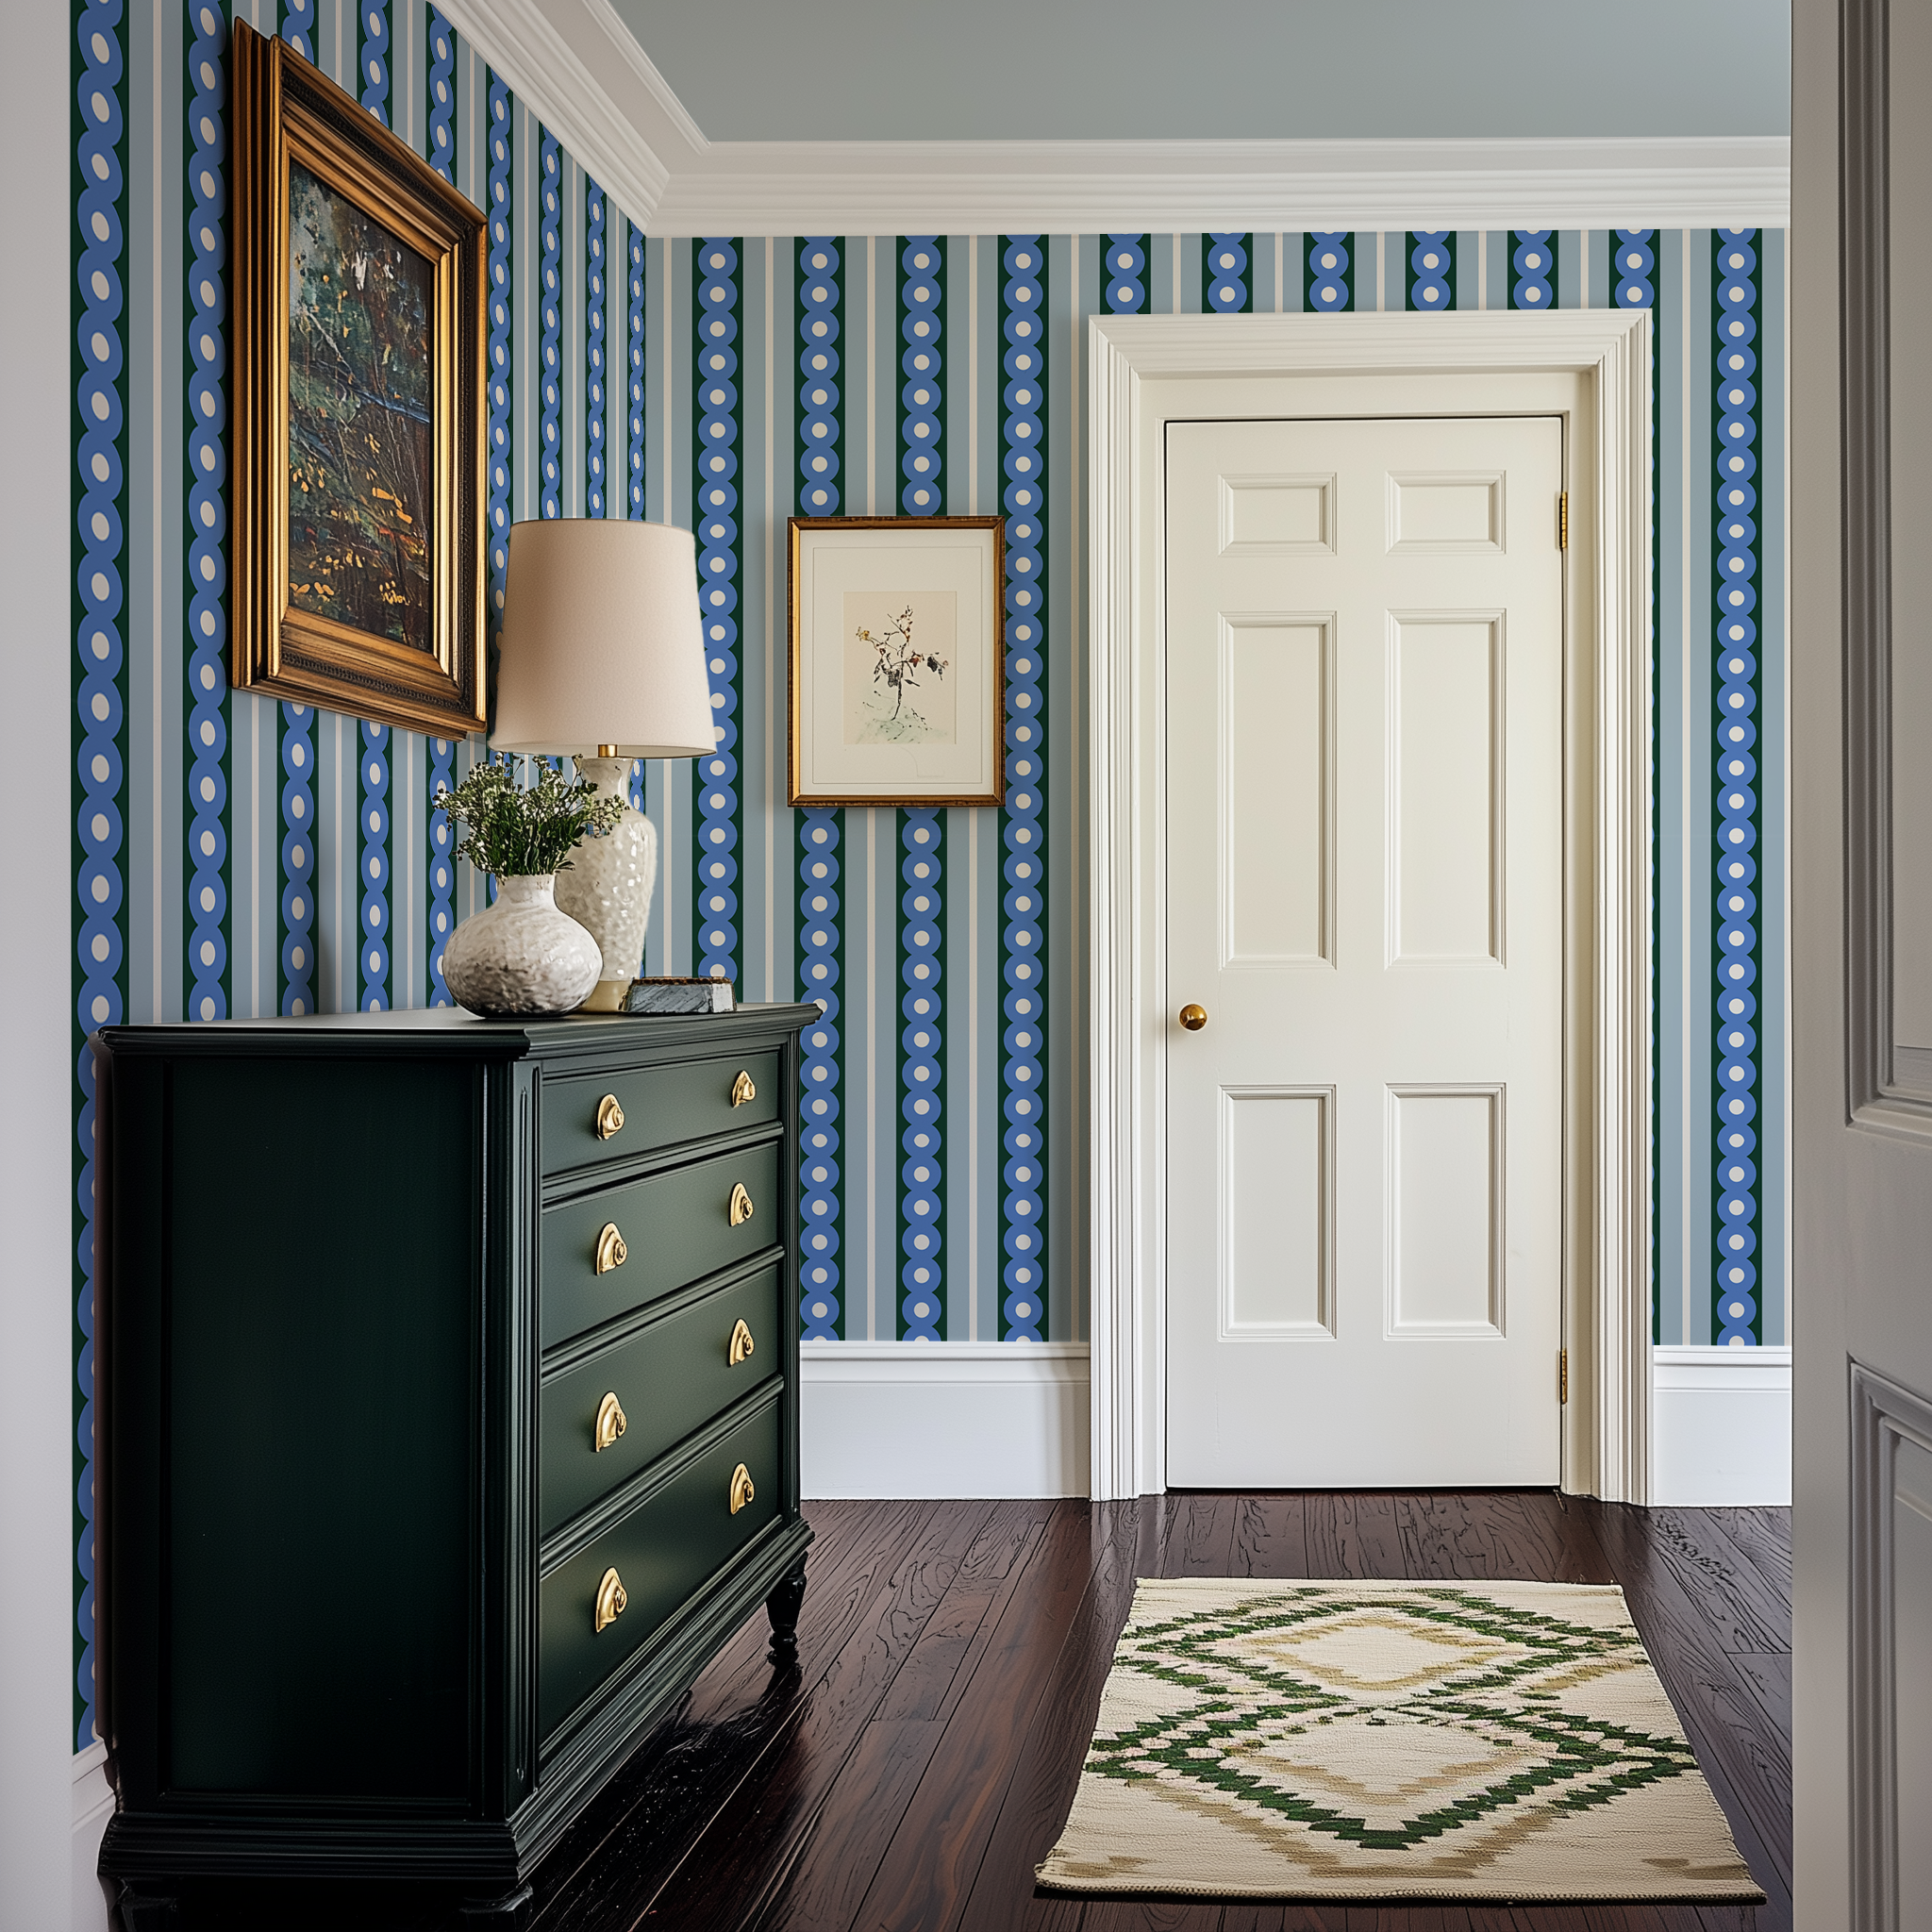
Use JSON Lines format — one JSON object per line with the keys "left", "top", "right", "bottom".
{"left": 728, "top": 1182, "right": 754, "bottom": 1227}
{"left": 593, "top": 1391, "right": 626, "bottom": 1452}
{"left": 594, "top": 1566, "right": 627, "bottom": 1633}
{"left": 730, "top": 1069, "right": 757, "bottom": 1108}
{"left": 728, "top": 1318, "right": 755, "bottom": 1366}
{"left": 595, "top": 1222, "right": 628, "bottom": 1274}
{"left": 594, "top": 1092, "right": 625, "bottom": 1141}
{"left": 729, "top": 1463, "right": 756, "bottom": 1515}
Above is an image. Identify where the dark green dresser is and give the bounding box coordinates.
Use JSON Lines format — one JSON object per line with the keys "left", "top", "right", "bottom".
{"left": 95, "top": 1006, "right": 816, "bottom": 1924}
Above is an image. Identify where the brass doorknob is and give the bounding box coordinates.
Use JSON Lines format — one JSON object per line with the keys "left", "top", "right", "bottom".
{"left": 1179, "top": 1004, "right": 1208, "bottom": 1031}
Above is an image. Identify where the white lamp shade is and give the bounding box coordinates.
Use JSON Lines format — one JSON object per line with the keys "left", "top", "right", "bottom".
{"left": 491, "top": 519, "right": 717, "bottom": 758}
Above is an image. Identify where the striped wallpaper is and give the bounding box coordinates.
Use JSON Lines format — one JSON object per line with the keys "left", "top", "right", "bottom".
{"left": 70, "top": 0, "right": 1786, "bottom": 1745}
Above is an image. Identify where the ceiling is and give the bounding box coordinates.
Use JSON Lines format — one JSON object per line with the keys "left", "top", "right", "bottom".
{"left": 607, "top": 0, "right": 1790, "bottom": 145}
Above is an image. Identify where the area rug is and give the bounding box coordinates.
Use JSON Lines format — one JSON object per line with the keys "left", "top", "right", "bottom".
{"left": 1035, "top": 1578, "right": 1764, "bottom": 1901}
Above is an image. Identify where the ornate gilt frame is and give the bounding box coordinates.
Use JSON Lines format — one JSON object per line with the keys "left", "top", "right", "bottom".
{"left": 231, "top": 21, "right": 486, "bottom": 736}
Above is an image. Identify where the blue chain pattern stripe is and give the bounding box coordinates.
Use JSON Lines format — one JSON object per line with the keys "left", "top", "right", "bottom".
{"left": 279, "top": 0, "right": 315, "bottom": 58}
{"left": 627, "top": 222, "right": 645, "bottom": 520}
{"left": 900, "top": 236, "right": 942, "bottom": 512}
{"left": 1614, "top": 228, "right": 1657, "bottom": 311}
{"left": 539, "top": 132, "right": 561, "bottom": 520}
{"left": 358, "top": 724, "right": 391, "bottom": 1008}
{"left": 1205, "top": 233, "right": 1251, "bottom": 312}
{"left": 483, "top": 75, "right": 511, "bottom": 900}
{"left": 425, "top": 12, "right": 457, "bottom": 1005}
{"left": 1612, "top": 228, "right": 1659, "bottom": 1337}
{"left": 1407, "top": 231, "right": 1454, "bottom": 310}
{"left": 279, "top": 705, "right": 317, "bottom": 1013}
{"left": 693, "top": 240, "right": 742, "bottom": 983}
{"left": 75, "top": 0, "right": 129, "bottom": 1751}
{"left": 1307, "top": 232, "right": 1352, "bottom": 311}
{"left": 357, "top": 0, "right": 389, "bottom": 120}
{"left": 625, "top": 212, "right": 645, "bottom": 819}
{"left": 799, "top": 809, "right": 844, "bottom": 1338}
{"left": 426, "top": 8, "right": 455, "bottom": 180}
{"left": 1510, "top": 230, "right": 1555, "bottom": 309}
{"left": 1712, "top": 229, "right": 1762, "bottom": 1346}
{"left": 356, "top": 7, "right": 391, "bottom": 1013}
{"left": 276, "top": 0, "right": 319, "bottom": 1024}
{"left": 900, "top": 810, "right": 945, "bottom": 1339}
{"left": 585, "top": 176, "right": 606, "bottom": 517}
{"left": 486, "top": 79, "right": 511, "bottom": 629}
{"left": 798, "top": 237, "right": 842, "bottom": 513}
{"left": 1104, "top": 235, "right": 1148, "bottom": 314}
{"left": 897, "top": 236, "right": 946, "bottom": 1340}
{"left": 1001, "top": 236, "right": 1047, "bottom": 1341}
{"left": 187, "top": 0, "right": 228, "bottom": 1024}
{"left": 796, "top": 236, "right": 844, "bottom": 1341}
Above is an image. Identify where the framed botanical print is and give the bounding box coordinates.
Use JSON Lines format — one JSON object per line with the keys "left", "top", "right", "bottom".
{"left": 230, "top": 21, "right": 487, "bottom": 737}
{"left": 787, "top": 516, "right": 1006, "bottom": 808}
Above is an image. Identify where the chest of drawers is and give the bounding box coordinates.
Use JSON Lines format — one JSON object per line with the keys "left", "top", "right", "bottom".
{"left": 95, "top": 1006, "right": 816, "bottom": 1923}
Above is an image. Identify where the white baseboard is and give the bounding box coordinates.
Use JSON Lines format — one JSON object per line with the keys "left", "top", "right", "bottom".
{"left": 72, "top": 1742, "right": 112, "bottom": 1932}
{"left": 1651, "top": 1345, "right": 1792, "bottom": 1507}
{"left": 801, "top": 1341, "right": 1090, "bottom": 1499}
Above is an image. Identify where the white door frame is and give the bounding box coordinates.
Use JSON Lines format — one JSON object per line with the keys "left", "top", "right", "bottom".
{"left": 1087, "top": 308, "right": 1655, "bottom": 1504}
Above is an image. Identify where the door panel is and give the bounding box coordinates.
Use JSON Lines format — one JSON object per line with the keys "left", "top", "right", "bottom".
{"left": 1166, "top": 415, "right": 1563, "bottom": 1489}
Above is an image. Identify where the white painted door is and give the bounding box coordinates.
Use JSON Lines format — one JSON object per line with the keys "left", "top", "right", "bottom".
{"left": 1165, "top": 415, "right": 1566, "bottom": 1489}
{"left": 1792, "top": 0, "right": 1932, "bottom": 1920}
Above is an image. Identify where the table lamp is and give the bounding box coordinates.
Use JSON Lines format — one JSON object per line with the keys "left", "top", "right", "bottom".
{"left": 491, "top": 518, "right": 716, "bottom": 1010}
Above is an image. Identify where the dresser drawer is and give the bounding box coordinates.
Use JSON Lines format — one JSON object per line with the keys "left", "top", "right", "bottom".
{"left": 542, "top": 1141, "right": 781, "bottom": 1347}
{"left": 539, "top": 1398, "right": 780, "bottom": 1739}
{"left": 539, "top": 1264, "right": 781, "bottom": 1535}
{"left": 541, "top": 1050, "right": 780, "bottom": 1179}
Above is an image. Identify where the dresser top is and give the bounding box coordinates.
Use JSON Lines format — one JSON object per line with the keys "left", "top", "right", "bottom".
{"left": 99, "top": 1002, "right": 821, "bottom": 1064}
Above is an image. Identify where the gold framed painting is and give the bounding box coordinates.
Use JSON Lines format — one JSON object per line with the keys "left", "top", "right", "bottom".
{"left": 231, "top": 21, "right": 487, "bottom": 737}
{"left": 787, "top": 516, "right": 1006, "bottom": 808}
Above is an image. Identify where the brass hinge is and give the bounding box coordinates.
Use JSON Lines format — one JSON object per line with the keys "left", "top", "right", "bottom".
{"left": 1559, "top": 1348, "right": 1569, "bottom": 1405}
{"left": 1558, "top": 491, "right": 1569, "bottom": 550}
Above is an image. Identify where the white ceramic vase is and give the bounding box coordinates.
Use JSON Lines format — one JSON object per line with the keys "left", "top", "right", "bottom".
{"left": 553, "top": 755, "right": 658, "bottom": 1012}
{"left": 443, "top": 874, "right": 603, "bottom": 1018}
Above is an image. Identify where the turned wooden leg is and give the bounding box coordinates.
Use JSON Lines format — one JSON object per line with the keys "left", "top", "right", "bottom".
{"left": 766, "top": 1557, "right": 808, "bottom": 1668}
{"left": 457, "top": 1884, "right": 533, "bottom": 1927}
{"left": 114, "top": 1887, "right": 179, "bottom": 1932}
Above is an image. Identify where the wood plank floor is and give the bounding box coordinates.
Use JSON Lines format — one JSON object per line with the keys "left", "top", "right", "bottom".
{"left": 523, "top": 1492, "right": 1793, "bottom": 1932}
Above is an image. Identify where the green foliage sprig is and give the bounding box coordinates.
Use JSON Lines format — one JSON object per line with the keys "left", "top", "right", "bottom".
{"left": 434, "top": 760, "right": 625, "bottom": 879}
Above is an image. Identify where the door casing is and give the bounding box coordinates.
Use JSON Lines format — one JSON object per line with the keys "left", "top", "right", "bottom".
{"left": 1087, "top": 309, "right": 1656, "bottom": 1503}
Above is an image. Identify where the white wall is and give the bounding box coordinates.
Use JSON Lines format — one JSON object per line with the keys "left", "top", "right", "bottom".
{"left": 0, "top": 8, "right": 102, "bottom": 1931}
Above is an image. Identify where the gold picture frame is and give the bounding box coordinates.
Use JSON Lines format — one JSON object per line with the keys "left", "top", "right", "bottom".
{"left": 787, "top": 515, "right": 1006, "bottom": 808}
{"left": 231, "top": 21, "right": 486, "bottom": 737}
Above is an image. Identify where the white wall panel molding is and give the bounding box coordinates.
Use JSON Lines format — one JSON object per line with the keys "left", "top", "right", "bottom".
{"left": 435, "top": 5, "right": 1790, "bottom": 234}
{"left": 1652, "top": 1346, "right": 1793, "bottom": 1506}
{"left": 801, "top": 1342, "right": 1091, "bottom": 1499}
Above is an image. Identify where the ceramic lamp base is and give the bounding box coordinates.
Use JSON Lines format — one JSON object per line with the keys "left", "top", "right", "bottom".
{"left": 554, "top": 756, "right": 658, "bottom": 1000}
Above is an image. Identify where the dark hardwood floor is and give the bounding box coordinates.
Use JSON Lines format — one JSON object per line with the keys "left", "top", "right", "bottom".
{"left": 521, "top": 1491, "right": 1793, "bottom": 1932}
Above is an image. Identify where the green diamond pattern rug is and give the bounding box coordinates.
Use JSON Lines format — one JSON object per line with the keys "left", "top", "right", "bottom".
{"left": 1036, "top": 1578, "right": 1764, "bottom": 1902}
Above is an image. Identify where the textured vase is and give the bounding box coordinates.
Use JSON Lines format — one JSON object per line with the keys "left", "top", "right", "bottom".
{"left": 443, "top": 874, "right": 603, "bottom": 1018}
{"left": 553, "top": 756, "right": 658, "bottom": 1012}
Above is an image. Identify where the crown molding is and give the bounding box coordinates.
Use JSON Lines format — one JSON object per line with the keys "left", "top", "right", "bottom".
{"left": 651, "top": 135, "right": 1790, "bottom": 236}
{"left": 444, "top": 0, "right": 1790, "bottom": 237}
{"left": 433, "top": 0, "right": 681, "bottom": 225}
